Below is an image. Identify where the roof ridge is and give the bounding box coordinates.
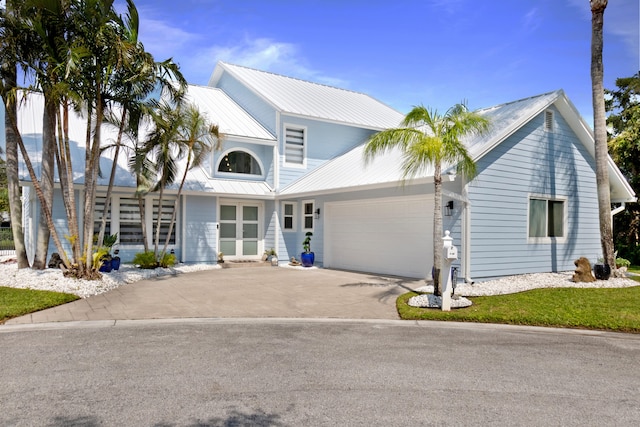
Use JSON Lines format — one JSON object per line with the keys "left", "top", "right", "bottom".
{"left": 475, "top": 89, "right": 562, "bottom": 113}
{"left": 220, "top": 61, "right": 385, "bottom": 100}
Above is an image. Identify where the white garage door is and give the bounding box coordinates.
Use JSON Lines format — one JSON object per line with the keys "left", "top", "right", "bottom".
{"left": 325, "top": 196, "right": 434, "bottom": 279}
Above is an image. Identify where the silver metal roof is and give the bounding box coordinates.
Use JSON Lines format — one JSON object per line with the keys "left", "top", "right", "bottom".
{"left": 210, "top": 62, "right": 405, "bottom": 130}
{"left": 281, "top": 90, "right": 636, "bottom": 203}
{"left": 184, "top": 85, "right": 275, "bottom": 142}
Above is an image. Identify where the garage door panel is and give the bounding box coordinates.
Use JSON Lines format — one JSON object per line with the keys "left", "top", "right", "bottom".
{"left": 325, "top": 197, "right": 434, "bottom": 279}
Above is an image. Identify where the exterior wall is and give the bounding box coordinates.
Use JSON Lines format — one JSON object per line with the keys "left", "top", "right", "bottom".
{"left": 215, "top": 73, "right": 277, "bottom": 134}
{"left": 467, "top": 106, "right": 601, "bottom": 280}
{"left": 183, "top": 195, "right": 217, "bottom": 263}
{"left": 278, "top": 182, "right": 448, "bottom": 268}
{"left": 279, "top": 116, "right": 376, "bottom": 188}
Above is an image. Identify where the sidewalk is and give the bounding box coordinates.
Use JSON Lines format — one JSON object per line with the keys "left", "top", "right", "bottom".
{"left": 4, "top": 267, "right": 424, "bottom": 324}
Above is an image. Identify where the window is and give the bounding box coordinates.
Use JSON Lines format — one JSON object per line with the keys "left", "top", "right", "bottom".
{"left": 153, "top": 197, "right": 176, "bottom": 245}
{"left": 217, "top": 150, "right": 262, "bottom": 175}
{"left": 285, "top": 126, "right": 305, "bottom": 165}
{"left": 544, "top": 110, "right": 554, "bottom": 132}
{"left": 529, "top": 197, "right": 564, "bottom": 239}
{"left": 282, "top": 202, "right": 296, "bottom": 231}
{"left": 119, "top": 197, "right": 144, "bottom": 244}
{"left": 303, "top": 201, "right": 314, "bottom": 230}
{"left": 93, "top": 195, "right": 112, "bottom": 239}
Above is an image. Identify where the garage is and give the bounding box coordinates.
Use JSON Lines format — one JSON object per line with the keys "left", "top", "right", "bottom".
{"left": 324, "top": 195, "right": 434, "bottom": 279}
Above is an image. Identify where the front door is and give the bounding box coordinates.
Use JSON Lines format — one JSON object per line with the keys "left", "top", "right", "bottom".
{"left": 219, "top": 202, "right": 261, "bottom": 259}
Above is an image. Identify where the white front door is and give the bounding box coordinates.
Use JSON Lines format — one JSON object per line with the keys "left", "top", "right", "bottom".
{"left": 219, "top": 202, "right": 262, "bottom": 259}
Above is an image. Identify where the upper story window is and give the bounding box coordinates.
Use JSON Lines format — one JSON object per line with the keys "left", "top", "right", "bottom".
{"left": 284, "top": 125, "right": 306, "bottom": 166}
{"left": 303, "top": 200, "right": 314, "bottom": 230}
{"left": 217, "top": 150, "right": 262, "bottom": 176}
{"left": 528, "top": 196, "right": 565, "bottom": 242}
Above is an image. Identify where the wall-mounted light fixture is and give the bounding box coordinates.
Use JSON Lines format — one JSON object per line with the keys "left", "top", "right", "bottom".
{"left": 445, "top": 200, "right": 454, "bottom": 216}
{"left": 314, "top": 208, "right": 321, "bottom": 219}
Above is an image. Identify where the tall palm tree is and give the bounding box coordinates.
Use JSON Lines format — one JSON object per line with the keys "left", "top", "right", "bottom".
{"left": 364, "top": 104, "right": 489, "bottom": 295}
{"left": 590, "top": 0, "right": 615, "bottom": 273}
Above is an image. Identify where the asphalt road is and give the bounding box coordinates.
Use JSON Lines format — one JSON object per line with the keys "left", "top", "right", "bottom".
{"left": 2, "top": 319, "right": 639, "bottom": 426}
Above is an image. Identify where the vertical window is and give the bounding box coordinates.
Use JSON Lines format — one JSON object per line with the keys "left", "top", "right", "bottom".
{"left": 119, "top": 197, "right": 144, "bottom": 244}
{"left": 282, "top": 202, "right": 296, "bottom": 231}
{"left": 93, "top": 195, "right": 111, "bottom": 239}
{"left": 529, "top": 197, "right": 564, "bottom": 239}
{"left": 153, "top": 197, "right": 176, "bottom": 245}
{"left": 303, "top": 201, "right": 314, "bottom": 230}
{"left": 285, "top": 126, "right": 305, "bottom": 165}
{"left": 544, "top": 110, "right": 554, "bottom": 132}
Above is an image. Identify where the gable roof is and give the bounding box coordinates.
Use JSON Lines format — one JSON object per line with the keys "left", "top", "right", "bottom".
{"left": 184, "top": 85, "right": 275, "bottom": 142}
{"left": 209, "top": 62, "right": 405, "bottom": 130}
{"left": 281, "top": 90, "right": 636, "bottom": 203}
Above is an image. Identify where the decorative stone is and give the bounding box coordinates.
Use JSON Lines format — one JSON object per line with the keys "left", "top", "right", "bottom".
{"left": 572, "top": 257, "right": 595, "bottom": 282}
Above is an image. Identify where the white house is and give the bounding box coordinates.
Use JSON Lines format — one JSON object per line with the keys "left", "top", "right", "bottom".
{"left": 4, "top": 61, "right": 637, "bottom": 282}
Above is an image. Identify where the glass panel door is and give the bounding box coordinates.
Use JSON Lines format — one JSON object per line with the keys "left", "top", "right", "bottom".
{"left": 219, "top": 203, "right": 261, "bottom": 259}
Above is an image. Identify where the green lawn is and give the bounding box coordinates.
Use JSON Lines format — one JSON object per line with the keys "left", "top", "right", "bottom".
{"left": 398, "top": 274, "right": 640, "bottom": 333}
{"left": 0, "top": 287, "right": 79, "bottom": 324}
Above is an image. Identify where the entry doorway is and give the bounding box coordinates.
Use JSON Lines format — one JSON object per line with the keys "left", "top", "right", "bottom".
{"left": 218, "top": 202, "right": 262, "bottom": 260}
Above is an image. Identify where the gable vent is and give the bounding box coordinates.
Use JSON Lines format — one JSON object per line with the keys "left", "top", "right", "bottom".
{"left": 544, "top": 110, "right": 554, "bottom": 132}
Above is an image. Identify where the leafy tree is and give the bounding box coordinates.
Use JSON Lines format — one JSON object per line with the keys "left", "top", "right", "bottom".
{"left": 606, "top": 73, "right": 640, "bottom": 263}
{"left": 139, "top": 100, "right": 221, "bottom": 264}
{"left": 364, "top": 104, "right": 489, "bottom": 296}
{"left": 590, "top": 0, "right": 615, "bottom": 271}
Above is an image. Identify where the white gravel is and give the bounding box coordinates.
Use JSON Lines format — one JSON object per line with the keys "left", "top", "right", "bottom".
{"left": 1, "top": 254, "right": 638, "bottom": 302}
{"left": 0, "top": 256, "right": 219, "bottom": 298}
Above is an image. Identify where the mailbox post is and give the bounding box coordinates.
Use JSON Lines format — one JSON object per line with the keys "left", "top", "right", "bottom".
{"left": 441, "top": 230, "right": 458, "bottom": 311}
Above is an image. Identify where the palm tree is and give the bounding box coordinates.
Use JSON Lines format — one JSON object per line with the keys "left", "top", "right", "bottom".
{"left": 364, "top": 104, "right": 489, "bottom": 295}
{"left": 590, "top": 0, "right": 615, "bottom": 273}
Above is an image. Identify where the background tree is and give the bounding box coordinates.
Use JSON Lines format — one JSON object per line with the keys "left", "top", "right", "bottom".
{"left": 364, "top": 104, "right": 489, "bottom": 296}
{"left": 606, "top": 72, "right": 640, "bottom": 264}
{"left": 590, "top": 0, "right": 615, "bottom": 271}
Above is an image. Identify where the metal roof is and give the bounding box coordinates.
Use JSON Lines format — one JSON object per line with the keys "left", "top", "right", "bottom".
{"left": 184, "top": 85, "right": 275, "bottom": 142}
{"left": 281, "top": 90, "right": 636, "bottom": 203}
{"left": 209, "top": 62, "right": 405, "bottom": 130}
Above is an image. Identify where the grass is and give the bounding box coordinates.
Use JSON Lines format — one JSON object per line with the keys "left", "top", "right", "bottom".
{"left": 0, "top": 287, "right": 79, "bottom": 324}
{"left": 398, "top": 274, "right": 640, "bottom": 333}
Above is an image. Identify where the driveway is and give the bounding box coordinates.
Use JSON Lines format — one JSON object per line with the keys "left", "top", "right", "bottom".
{"left": 5, "top": 267, "right": 425, "bottom": 324}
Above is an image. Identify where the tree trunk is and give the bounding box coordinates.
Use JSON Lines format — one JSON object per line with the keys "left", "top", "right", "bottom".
{"left": 33, "top": 95, "right": 56, "bottom": 269}
{"left": 162, "top": 157, "right": 191, "bottom": 256}
{"left": 3, "top": 65, "right": 29, "bottom": 268}
{"left": 154, "top": 185, "right": 165, "bottom": 263}
{"left": 97, "top": 109, "right": 126, "bottom": 248}
{"left": 590, "top": 0, "right": 615, "bottom": 270}
{"left": 432, "top": 162, "right": 443, "bottom": 296}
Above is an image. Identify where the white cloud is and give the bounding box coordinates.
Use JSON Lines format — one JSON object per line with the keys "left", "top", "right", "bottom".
{"left": 522, "top": 8, "right": 542, "bottom": 34}
{"left": 138, "top": 18, "right": 198, "bottom": 60}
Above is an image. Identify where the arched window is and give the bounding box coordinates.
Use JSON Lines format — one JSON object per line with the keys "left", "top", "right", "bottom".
{"left": 217, "top": 150, "right": 262, "bottom": 175}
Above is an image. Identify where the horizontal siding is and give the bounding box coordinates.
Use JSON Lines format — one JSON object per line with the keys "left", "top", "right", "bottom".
{"left": 216, "top": 73, "right": 277, "bottom": 135}
{"left": 469, "top": 106, "right": 602, "bottom": 281}
{"left": 184, "top": 195, "right": 217, "bottom": 263}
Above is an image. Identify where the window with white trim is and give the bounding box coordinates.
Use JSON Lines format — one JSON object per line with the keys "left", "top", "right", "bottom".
{"left": 282, "top": 202, "right": 296, "bottom": 231}
{"left": 217, "top": 150, "right": 262, "bottom": 175}
{"left": 119, "top": 197, "right": 144, "bottom": 244}
{"left": 153, "top": 197, "right": 176, "bottom": 245}
{"left": 303, "top": 200, "right": 314, "bottom": 230}
{"left": 528, "top": 197, "right": 564, "bottom": 239}
{"left": 93, "top": 194, "right": 112, "bottom": 238}
{"left": 284, "top": 125, "right": 305, "bottom": 166}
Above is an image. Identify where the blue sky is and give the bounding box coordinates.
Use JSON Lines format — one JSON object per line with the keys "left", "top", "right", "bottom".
{"left": 123, "top": 1, "right": 635, "bottom": 125}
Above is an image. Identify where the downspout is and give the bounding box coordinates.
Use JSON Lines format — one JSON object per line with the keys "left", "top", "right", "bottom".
{"left": 273, "top": 111, "right": 281, "bottom": 261}
{"left": 462, "top": 176, "right": 473, "bottom": 284}
{"left": 181, "top": 194, "right": 187, "bottom": 262}
{"left": 610, "top": 202, "right": 625, "bottom": 220}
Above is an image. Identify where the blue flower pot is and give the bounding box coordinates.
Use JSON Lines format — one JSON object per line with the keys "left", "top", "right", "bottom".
{"left": 301, "top": 252, "right": 315, "bottom": 267}
{"left": 111, "top": 257, "right": 121, "bottom": 271}
{"left": 99, "top": 259, "right": 112, "bottom": 273}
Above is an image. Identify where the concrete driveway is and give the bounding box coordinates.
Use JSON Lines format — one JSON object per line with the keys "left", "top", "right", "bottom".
{"left": 5, "top": 267, "right": 425, "bottom": 324}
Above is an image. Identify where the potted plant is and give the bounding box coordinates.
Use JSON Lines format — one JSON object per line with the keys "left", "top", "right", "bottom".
{"left": 301, "top": 232, "right": 314, "bottom": 267}
{"left": 593, "top": 258, "right": 611, "bottom": 280}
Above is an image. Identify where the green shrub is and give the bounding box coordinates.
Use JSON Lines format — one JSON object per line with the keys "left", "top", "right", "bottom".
{"left": 159, "top": 252, "right": 176, "bottom": 268}
{"left": 132, "top": 250, "right": 177, "bottom": 269}
{"left": 133, "top": 250, "right": 158, "bottom": 269}
{"left": 616, "top": 257, "right": 631, "bottom": 268}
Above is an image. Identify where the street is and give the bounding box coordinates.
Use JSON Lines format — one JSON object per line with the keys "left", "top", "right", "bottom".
{"left": 1, "top": 319, "right": 639, "bottom": 426}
